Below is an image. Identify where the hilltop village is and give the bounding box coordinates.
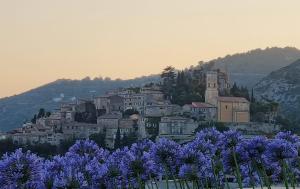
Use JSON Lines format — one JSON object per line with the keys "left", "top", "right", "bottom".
{"left": 4, "top": 68, "right": 281, "bottom": 149}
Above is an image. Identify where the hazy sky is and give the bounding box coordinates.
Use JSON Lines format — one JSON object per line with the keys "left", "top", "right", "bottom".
{"left": 0, "top": 0, "right": 300, "bottom": 98}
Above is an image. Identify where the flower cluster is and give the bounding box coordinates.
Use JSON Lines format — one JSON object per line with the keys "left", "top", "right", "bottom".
{"left": 1, "top": 129, "right": 300, "bottom": 188}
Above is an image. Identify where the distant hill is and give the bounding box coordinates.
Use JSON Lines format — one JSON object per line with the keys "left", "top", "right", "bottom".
{"left": 2, "top": 47, "right": 300, "bottom": 131}
{"left": 198, "top": 47, "right": 300, "bottom": 87}
{"left": 0, "top": 76, "right": 159, "bottom": 131}
{"left": 254, "top": 59, "right": 300, "bottom": 122}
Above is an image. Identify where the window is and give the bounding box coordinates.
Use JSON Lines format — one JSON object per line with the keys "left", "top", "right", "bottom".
{"left": 225, "top": 105, "right": 228, "bottom": 110}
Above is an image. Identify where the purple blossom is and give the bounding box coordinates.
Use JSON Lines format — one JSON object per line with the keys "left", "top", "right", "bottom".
{"left": 178, "top": 145, "right": 212, "bottom": 181}
{"left": 0, "top": 149, "right": 45, "bottom": 189}
{"left": 67, "top": 139, "right": 109, "bottom": 162}
{"left": 222, "top": 130, "right": 243, "bottom": 149}
{"left": 104, "top": 148, "right": 129, "bottom": 189}
{"left": 264, "top": 139, "right": 298, "bottom": 163}
{"left": 275, "top": 131, "right": 300, "bottom": 144}
{"left": 2, "top": 130, "right": 300, "bottom": 188}
{"left": 243, "top": 136, "right": 268, "bottom": 163}
{"left": 43, "top": 140, "right": 109, "bottom": 189}
{"left": 192, "top": 128, "right": 224, "bottom": 156}
{"left": 150, "top": 138, "right": 180, "bottom": 176}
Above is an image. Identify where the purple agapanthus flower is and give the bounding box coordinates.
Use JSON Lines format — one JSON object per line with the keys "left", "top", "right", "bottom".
{"left": 67, "top": 139, "right": 109, "bottom": 162}
{"left": 149, "top": 138, "right": 180, "bottom": 177}
{"left": 222, "top": 130, "right": 243, "bottom": 149}
{"left": 192, "top": 128, "right": 224, "bottom": 156}
{"left": 3, "top": 129, "right": 300, "bottom": 188}
{"left": 0, "top": 149, "right": 45, "bottom": 189}
{"left": 43, "top": 140, "right": 109, "bottom": 189}
{"left": 264, "top": 138, "right": 298, "bottom": 163}
{"left": 104, "top": 148, "right": 130, "bottom": 189}
{"left": 178, "top": 145, "right": 212, "bottom": 182}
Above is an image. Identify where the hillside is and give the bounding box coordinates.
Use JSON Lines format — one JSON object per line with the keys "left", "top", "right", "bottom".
{"left": 1, "top": 47, "right": 300, "bottom": 131}
{"left": 0, "top": 76, "right": 159, "bottom": 131}
{"left": 254, "top": 59, "right": 300, "bottom": 122}
{"left": 198, "top": 47, "right": 300, "bottom": 87}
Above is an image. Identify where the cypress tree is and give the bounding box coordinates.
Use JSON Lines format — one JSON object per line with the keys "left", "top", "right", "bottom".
{"left": 114, "top": 127, "right": 121, "bottom": 149}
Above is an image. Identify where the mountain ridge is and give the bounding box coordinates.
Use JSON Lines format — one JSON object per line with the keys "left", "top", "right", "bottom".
{"left": 254, "top": 59, "right": 300, "bottom": 122}
{"left": 0, "top": 76, "right": 160, "bottom": 131}
{"left": 199, "top": 46, "right": 300, "bottom": 87}
{"left": 1, "top": 46, "right": 300, "bottom": 131}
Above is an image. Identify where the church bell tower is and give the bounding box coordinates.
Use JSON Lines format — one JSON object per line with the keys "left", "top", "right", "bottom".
{"left": 205, "top": 71, "right": 219, "bottom": 106}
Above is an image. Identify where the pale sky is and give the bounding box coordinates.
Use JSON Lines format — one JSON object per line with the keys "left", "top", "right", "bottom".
{"left": 0, "top": 0, "right": 300, "bottom": 98}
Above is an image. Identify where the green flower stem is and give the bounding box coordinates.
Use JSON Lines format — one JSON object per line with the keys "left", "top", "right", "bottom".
{"left": 137, "top": 173, "right": 143, "bottom": 189}
{"left": 149, "top": 175, "right": 158, "bottom": 189}
{"left": 211, "top": 160, "right": 219, "bottom": 189}
{"left": 251, "top": 160, "right": 264, "bottom": 189}
{"left": 195, "top": 180, "right": 200, "bottom": 189}
{"left": 232, "top": 150, "right": 243, "bottom": 189}
{"left": 221, "top": 165, "right": 230, "bottom": 189}
{"left": 179, "top": 179, "right": 184, "bottom": 189}
{"left": 170, "top": 173, "right": 179, "bottom": 189}
{"left": 281, "top": 159, "right": 290, "bottom": 189}
{"left": 148, "top": 177, "right": 154, "bottom": 189}
{"left": 261, "top": 165, "right": 272, "bottom": 189}
{"left": 247, "top": 164, "right": 255, "bottom": 189}
{"left": 204, "top": 178, "right": 209, "bottom": 189}
{"left": 286, "top": 165, "right": 296, "bottom": 189}
{"left": 184, "top": 180, "right": 191, "bottom": 189}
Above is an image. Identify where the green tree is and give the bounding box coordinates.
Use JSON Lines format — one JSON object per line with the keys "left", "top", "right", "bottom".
{"left": 31, "top": 114, "right": 37, "bottom": 124}
{"left": 121, "top": 132, "right": 138, "bottom": 147}
{"left": 58, "top": 138, "right": 77, "bottom": 154}
{"left": 251, "top": 88, "right": 256, "bottom": 103}
{"left": 0, "top": 138, "right": 19, "bottom": 156}
{"left": 37, "top": 108, "right": 45, "bottom": 118}
{"left": 46, "top": 111, "right": 51, "bottom": 117}
{"left": 114, "top": 127, "right": 121, "bottom": 149}
{"left": 161, "top": 66, "right": 176, "bottom": 99}
{"left": 90, "top": 130, "right": 106, "bottom": 148}
{"left": 230, "top": 83, "right": 250, "bottom": 100}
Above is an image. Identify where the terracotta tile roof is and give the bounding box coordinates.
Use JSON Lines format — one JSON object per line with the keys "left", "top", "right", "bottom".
{"left": 192, "top": 102, "right": 216, "bottom": 108}
{"left": 217, "top": 97, "right": 249, "bottom": 103}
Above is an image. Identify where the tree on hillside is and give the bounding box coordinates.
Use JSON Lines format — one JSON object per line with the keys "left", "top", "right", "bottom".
{"left": 161, "top": 66, "right": 176, "bottom": 99}
{"left": 230, "top": 83, "right": 250, "bottom": 100}
{"left": 89, "top": 129, "right": 106, "bottom": 148}
{"left": 160, "top": 66, "right": 205, "bottom": 105}
{"left": 114, "top": 127, "right": 121, "bottom": 149}
{"left": 46, "top": 111, "right": 51, "bottom": 117}
{"left": 37, "top": 108, "right": 45, "bottom": 118}
{"left": 121, "top": 132, "right": 138, "bottom": 147}
{"left": 251, "top": 88, "right": 256, "bottom": 103}
{"left": 31, "top": 115, "right": 37, "bottom": 124}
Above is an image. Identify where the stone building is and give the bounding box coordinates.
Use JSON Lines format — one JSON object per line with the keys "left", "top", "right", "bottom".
{"left": 158, "top": 116, "right": 198, "bottom": 143}
{"left": 123, "top": 94, "right": 145, "bottom": 114}
{"left": 62, "top": 122, "right": 104, "bottom": 140}
{"left": 104, "top": 118, "right": 136, "bottom": 149}
{"left": 217, "top": 70, "right": 231, "bottom": 95}
{"left": 205, "top": 71, "right": 219, "bottom": 106}
{"left": 97, "top": 113, "right": 122, "bottom": 128}
{"left": 94, "top": 95, "right": 124, "bottom": 115}
{"left": 141, "top": 86, "right": 165, "bottom": 102}
{"left": 217, "top": 97, "right": 250, "bottom": 123}
{"left": 145, "top": 101, "right": 181, "bottom": 117}
{"left": 190, "top": 102, "right": 217, "bottom": 121}
{"left": 10, "top": 123, "right": 64, "bottom": 146}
